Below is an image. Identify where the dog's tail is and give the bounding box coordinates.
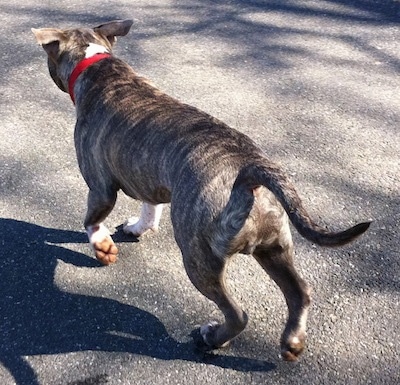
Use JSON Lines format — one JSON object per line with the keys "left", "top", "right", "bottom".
{"left": 235, "top": 162, "right": 371, "bottom": 247}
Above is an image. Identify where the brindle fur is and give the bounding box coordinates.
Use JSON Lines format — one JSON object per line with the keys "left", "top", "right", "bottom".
{"left": 33, "top": 20, "right": 370, "bottom": 361}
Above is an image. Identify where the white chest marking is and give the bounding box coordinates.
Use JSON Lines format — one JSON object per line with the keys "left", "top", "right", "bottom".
{"left": 85, "top": 43, "right": 109, "bottom": 58}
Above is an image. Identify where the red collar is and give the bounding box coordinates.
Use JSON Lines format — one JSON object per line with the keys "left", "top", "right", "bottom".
{"left": 68, "top": 53, "right": 111, "bottom": 104}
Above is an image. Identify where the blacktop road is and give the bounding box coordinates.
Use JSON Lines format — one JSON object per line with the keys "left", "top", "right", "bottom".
{"left": 1, "top": 1, "right": 399, "bottom": 384}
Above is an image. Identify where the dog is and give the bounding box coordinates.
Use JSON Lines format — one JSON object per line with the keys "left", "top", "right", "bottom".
{"left": 32, "top": 20, "right": 370, "bottom": 361}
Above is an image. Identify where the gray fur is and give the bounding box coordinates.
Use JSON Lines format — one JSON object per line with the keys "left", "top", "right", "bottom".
{"left": 32, "top": 20, "right": 370, "bottom": 361}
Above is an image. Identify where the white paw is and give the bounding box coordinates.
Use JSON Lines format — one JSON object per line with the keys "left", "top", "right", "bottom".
{"left": 123, "top": 217, "right": 151, "bottom": 237}
{"left": 123, "top": 204, "right": 163, "bottom": 237}
{"left": 87, "top": 223, "right": 111, "bottom": 245}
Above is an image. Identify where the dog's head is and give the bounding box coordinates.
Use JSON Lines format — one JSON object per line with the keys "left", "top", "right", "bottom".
{"left": 32, "top": 20, "right": 133, "bottom": 93}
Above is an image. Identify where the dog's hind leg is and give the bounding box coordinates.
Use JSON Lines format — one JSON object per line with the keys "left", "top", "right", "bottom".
{"left": 84, "top": 189, "right": 118, "bottom": 265}
{"left": 123, "top": 203, "right": 163, "bottom": 237}
{"left": 253, "top": 241, "right": 311, "bottom": 361}
{"left": 182, "top": 252, "right": 248, "bottom": 349}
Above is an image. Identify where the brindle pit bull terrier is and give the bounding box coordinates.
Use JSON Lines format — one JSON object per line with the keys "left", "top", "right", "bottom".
{"left": 32, "top": 20, "right": 370, "bottom": 361}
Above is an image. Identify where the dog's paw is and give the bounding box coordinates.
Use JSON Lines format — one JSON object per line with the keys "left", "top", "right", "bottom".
{"left": 93, "top": 237, "right": 118, "bottom": 265}
{"left": 123, "top": 217, "right": 142, "bottom": 236}
{"left": 123, "top": 217, "right": 155, "bottom": 237}
{"left": 200, "top": 321, "right": 230, "bottom": 348}
{"left": 87, "top": 224, "right": 118, "bottom": 265}
{"left": 280, "top": 334, "right": 306, "bottom": 362}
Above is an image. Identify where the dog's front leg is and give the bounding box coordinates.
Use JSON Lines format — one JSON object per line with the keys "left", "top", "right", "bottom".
{"left": 123, "top": 203, "right": 164, "bottom": 237}
{"left": 85, "top": 189, "right": 118, "bottom": 265}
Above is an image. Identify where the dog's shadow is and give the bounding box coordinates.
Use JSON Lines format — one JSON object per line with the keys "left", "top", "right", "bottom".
{"left": 0, "top": 218, "right": 275, "bottom": 384}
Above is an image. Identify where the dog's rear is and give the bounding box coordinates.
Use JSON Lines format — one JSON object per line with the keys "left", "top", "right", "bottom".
{"left": 194, "top": 159, "right": 369, "bottom": 360}
{"left": 207, "top": 161, "right": 370, "bottom": 259}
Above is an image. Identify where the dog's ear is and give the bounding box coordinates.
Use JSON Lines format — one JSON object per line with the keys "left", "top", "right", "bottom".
{"left": 32, "top": 28, "right": 66, "bottom": 62}
{"left": 93, "top": 19, "right": 133, "bottom": 45}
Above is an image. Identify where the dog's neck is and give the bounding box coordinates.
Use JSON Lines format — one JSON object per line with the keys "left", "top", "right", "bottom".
{"left": 68, "top": 44, "right": 111, "bottom": 104}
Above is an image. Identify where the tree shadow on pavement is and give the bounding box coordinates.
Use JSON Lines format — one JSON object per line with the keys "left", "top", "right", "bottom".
{"left": 0, "top": 218, "right": 275, "bottom": 385}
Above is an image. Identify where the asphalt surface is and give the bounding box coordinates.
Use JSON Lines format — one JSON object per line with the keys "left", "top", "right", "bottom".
{"left": 1, "top": 1, "right": 399, "bottom": 384}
